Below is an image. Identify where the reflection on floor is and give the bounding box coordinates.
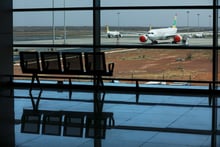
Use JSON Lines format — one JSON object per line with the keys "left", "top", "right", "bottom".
{"left": 14, "top": 82, "right": 219, "bottom": 147}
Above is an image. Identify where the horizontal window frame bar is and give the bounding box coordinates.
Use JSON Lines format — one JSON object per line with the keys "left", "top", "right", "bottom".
{"left": 114, "top": 125, "right": 212, "bottom": 136}
{"left": 11, "top": 74, "right": 213, "bottom": 84}
{"left": 13, "top": 5, "right": 217, "bottom": 12}
{"left": 10, "top": 79, "right": 216, "bottom": 96}
{"left": 13, "top": 44, "right": 214, "bottom": 50}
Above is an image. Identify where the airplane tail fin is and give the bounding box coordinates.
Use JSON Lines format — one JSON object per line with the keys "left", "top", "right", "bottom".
{"left": 149, "top": 24, "right": 152, "bottom": 31}
{"left": 172, "top": 15, "right": 177, "bottom": 28}
{"left": 106, "top": 25, "right": 110, "bottom": 32}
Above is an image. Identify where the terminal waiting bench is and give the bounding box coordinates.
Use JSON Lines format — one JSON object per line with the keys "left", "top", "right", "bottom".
{"left": 19, "top": 51, "right": 115, "bottom": 139}
{"left": 19, "top": 51, "right": 114, "bottom": 111}
{"left": 19, "top": 51, "right": 114, "bottom": 84}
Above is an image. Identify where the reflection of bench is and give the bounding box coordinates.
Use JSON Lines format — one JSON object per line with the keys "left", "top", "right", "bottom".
{"left": 19, "top": 51, "right": 114, "bottom": 110}
{"left": 21, "top": 109, "right": 114, "bottom": 139}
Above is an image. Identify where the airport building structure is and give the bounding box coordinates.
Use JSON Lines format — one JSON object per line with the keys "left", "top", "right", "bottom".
{"left": 0, "top": 0, "right": 220, "bottom": 146}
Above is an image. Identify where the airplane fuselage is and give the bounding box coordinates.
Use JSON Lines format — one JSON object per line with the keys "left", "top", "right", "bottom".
{"left": 106, "top": 25, "right": 122, "bottom": 38}
{"left": 139, "top": 15, "right": 183, "bottom": 44}
{"left": 147, "top": 27, "right": 177, "bottom": 41}
{"left": 107, "top": 30, "right": 121, "bottom": 38}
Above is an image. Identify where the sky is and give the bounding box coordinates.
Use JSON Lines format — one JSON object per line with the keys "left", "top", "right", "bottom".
{"left": 13, "top": 0, "right": 214, "bottom": 27}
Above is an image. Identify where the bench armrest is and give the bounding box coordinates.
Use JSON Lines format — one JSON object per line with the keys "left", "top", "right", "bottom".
{"left": 108, "top": 62, "right": 114, "bottom": 73}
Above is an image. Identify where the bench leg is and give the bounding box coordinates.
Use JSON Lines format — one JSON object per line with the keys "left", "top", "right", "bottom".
{"left": 69, "top": 78, "right": 72, "bottom": 100}
{"left": 29, "top": 74, "right": 42, "bottom": 111}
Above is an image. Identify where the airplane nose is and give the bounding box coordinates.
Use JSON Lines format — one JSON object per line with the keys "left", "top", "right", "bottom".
{"left": 139, "top": 35, "right": 148, "bottom": 42}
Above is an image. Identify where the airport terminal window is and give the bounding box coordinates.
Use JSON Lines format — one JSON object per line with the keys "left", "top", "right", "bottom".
{"left": 101, "top": 9, "right": 213, "bottom": 46}
{"left": 107, "top": 49, "right": 213, "bottom": 81}
{"left": 101, "top": 0, "right": 212, "bottom": 6}
{"left": 13, "top": 11, "right": 93, "bottom": 45}
{"left": 13, "top": 0, "right": 92, "bottom": 8}
{"left": 12, "top": 1, "right": 220, "bottom": 147}
{"left": 13, "top": 0, "right": 218, "bottom": 83}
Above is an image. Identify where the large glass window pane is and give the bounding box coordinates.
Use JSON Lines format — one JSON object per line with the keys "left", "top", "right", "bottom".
{"left": 14, "top": 11, "right": 93, "bottom": 45}
{"left": 105, "top": 49, "right": 213, "bottom": 82}
{"left": 13, "top": 0, "right": 52, "bottom": 8}
{"left": 101, "top": 0, "right": 212, "bottom": 6}
{"left": 101, "top": 9, "right": 213, "bottom": 46}
{"left": 13, "top": 0, "right": 92, "bottom": 9}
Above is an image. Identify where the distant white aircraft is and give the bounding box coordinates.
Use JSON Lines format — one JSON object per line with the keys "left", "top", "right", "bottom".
{"left": 194, "top": 33, "right": 204, "bottom": 38}
{"left": 106, "top": 25, "right": 122, "bottom": 38}
{"left": 139, "top": 15, "right": 182, "bottom": 44}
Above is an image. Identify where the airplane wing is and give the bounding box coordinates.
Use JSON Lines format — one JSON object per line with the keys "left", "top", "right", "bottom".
{"left": 164, "top": 33, "right": 176, "bottom": 39}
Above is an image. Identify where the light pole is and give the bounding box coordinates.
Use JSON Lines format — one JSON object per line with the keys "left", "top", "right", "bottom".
{"left": 197, "top": 13, "right": 200, "bottom": 31}
{"left": 186, "top": 11, "right": 190, "bottom": 32}
{"left": 64, "top": 0, "right": 66, "bottom": 44}
{"left": 117, "top": 12, "right": 120, "bottom": 30}
{"left": 52, "top": 0, "right": 55, "bottom": 45}
{"left": 209, "top": 15, "right": 211, "bottom": 28}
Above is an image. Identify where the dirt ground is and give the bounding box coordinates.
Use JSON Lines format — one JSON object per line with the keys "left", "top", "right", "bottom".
{"left": 14, "top": 49, "right": 218, "bottom": 83}
{"left": 105, "top": 48, "right": 216, "bottom": 82}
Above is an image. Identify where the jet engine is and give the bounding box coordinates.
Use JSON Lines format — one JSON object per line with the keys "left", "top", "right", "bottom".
{"left": 173, "top": 34, "right": 182, "bottom": 43}
{"left": 139, "top": 35, "right": 148, "bottom": 42}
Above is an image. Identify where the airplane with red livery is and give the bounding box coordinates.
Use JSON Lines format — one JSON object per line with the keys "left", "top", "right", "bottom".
{"left": 139, "top": 15, "right": 182, "bottom": 44}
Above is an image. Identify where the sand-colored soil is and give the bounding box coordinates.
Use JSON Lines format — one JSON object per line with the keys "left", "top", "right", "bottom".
{"left": 105, "top": 49, "right": 216, "bottom": 82}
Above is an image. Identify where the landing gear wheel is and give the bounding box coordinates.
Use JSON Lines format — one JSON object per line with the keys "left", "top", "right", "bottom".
{"left": 152, "top": 40, "right": 158, "bottom": 44}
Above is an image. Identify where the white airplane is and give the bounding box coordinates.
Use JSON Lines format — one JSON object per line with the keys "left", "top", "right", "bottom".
{"left": 139, "top": 15, "right": 182, "bottom": 44}
{"left": 106, "top": 25, "right": 122, "bottom": 38}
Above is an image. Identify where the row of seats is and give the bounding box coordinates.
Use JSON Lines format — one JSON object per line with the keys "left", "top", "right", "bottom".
{"left": 19, "top": 51, "right": 114, "bottom": 76}
{"left": 19, "top": 51, "right": 113, "bottom": 110}
{"left": 21, "top": 109, "right": 114, "bottom": 139}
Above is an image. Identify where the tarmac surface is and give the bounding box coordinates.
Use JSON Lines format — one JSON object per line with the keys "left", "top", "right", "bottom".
{"left": 14, "top": 35, "right": 214, "bottom": 47}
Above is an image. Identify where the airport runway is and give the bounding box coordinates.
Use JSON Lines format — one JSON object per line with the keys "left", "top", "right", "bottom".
{"left": 14, "top": 36, "right": 214, "bottom": 47}
{"left": 13, "top": 36, "right": 215, "bottom": 66}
